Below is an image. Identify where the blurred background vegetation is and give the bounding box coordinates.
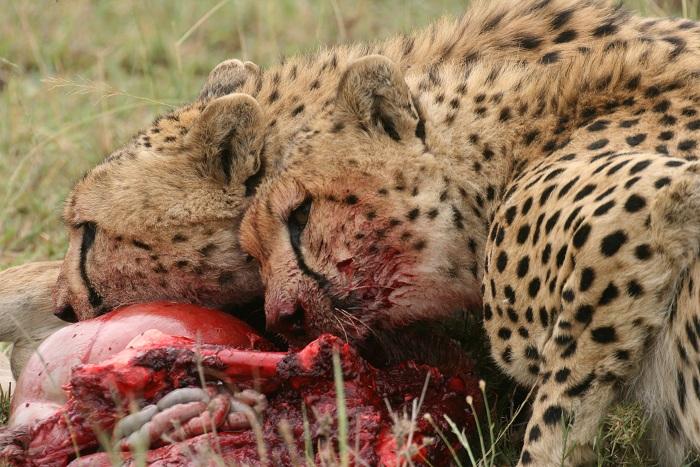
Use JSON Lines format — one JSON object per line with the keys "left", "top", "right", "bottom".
{"left": 0, "top": 0, "right": 697, "bottom": 268}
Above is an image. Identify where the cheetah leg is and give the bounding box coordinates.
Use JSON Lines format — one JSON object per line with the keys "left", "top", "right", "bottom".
{"left": 516, "top": 299, "right": 662, "bottom": 467}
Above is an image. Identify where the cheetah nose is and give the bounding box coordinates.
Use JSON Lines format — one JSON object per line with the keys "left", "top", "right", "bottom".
{"left": 266, "top": 301, "right": 305, "bottom": 337}
{"left": 54, "top": 303, "right": 78, "bottom": 323}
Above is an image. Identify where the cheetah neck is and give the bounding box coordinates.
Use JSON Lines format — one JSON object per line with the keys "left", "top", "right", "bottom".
{"left": 410, "top": 34, "right": 700, "bottom": 226}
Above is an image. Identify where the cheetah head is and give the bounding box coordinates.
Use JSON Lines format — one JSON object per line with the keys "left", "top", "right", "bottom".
{"left": 54, "top": 61, "right": 269, "bottom": 321}
{"left": 241, "top": 56, "right": 483, "bottom": 351}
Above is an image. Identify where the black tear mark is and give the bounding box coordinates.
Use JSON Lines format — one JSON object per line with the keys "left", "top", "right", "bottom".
{"left": 79, "top": 222, "right": 104, "bottom": 309}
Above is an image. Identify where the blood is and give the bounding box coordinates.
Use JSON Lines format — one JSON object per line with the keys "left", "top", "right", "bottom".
{"left": 1, "top": 304, "right": 482, "bottom": 466}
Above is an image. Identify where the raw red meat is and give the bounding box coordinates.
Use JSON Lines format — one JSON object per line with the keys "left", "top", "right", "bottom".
{"left": 9, "top": 302, "right": 271, "bottom": 429}
{"left": 1, "top": 303, "right": 481, "bottom": 466}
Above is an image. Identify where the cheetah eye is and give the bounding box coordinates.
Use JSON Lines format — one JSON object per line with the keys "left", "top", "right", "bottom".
{"left": 289, "top": 198, "right": 312, "bottom": 231}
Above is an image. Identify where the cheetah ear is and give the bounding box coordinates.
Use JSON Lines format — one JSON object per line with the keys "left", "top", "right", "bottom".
{"left": 187, "top": 93, "right": 264, "bottom": 186}
{"left": 198, "top": 59, "right": 261, "bottom": 100}
{"left": 336, "top": 55, "right": 420, "bottom": 141}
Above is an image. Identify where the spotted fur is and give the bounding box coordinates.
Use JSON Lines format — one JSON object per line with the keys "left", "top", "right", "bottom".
{"left": 240, "top": 2, "right": 700, "bottom": 464}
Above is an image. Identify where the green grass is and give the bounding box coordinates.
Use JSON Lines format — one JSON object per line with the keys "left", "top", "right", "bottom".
{"left": 2, "top": 0, "right": 700, "bottom": 464}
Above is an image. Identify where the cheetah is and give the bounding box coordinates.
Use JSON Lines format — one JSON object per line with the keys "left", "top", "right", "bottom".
{"left": 239, "top": 11, "right": 700, "bottom": 467}
{"left": 49, "top": 0, "right": 679, "bottom": 323}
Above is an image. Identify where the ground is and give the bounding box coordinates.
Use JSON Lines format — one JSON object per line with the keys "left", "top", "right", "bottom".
{"left": 1, "top": 0, "right": 699, "bottom": 465}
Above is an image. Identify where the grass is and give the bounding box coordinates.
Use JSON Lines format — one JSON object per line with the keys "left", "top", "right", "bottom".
{"left": 2, "top": 0, "right": 700, "bottom": 465}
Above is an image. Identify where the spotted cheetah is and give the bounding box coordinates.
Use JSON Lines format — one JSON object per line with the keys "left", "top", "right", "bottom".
{"left": 51, "top": 0, "right": 681, "bottom": 323}
{"left": 239, "top": 10, "right": 700, "bottom": 467}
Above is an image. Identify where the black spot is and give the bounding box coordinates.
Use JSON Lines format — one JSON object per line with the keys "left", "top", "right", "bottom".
{"left": 499, "top": 107, "right": 512, "bottom": 122}
{"left": 556, "top": 244, "right": 568, "bottom": 267}
{"left": 587, "top": 120, "right": 610, "bottom": 132}
{"left": 539, "top": 185, "right": 556, "bottom": 205}
{"left": 634, "top": 244, "right": 653, "bottom": 260}
{"left": 587, "top": 139, "right": 609, "bottom": 150}
{"left": 601, "top": 230, "right": 627, "bottom": 256}
{"left": 619, "top": 119, "right": 639, "bottom": 128}
{"left": 407, "top": 208, "right": 420, "bottom": 220}
{"left": 516, "top": 35, "right": 543, "bottom": 50}
{"left": 593, "top": 200, "right": 615, "bottom": 216}
{"left": 653, "top": 100, "right": 671, "bottom": 113}
{"left": 624, "top": 194, "right": 646, "bottom": 213}
{"left": 580, "top": 268, "right": 595, "bottom": 291}
{"left": 525, "top": 307, "right": 534, "bottom": 323}
{"left": 504, "top": 285, "right": 516, "bottom": 304}
{"left": 415, "top": 119, "right": 426, "bottom": 141}
{"left": 627, "top": 280, "right": 644, "bottom": 297}
{"left": 679, "top": 139, "right": 698, "bottom": 151}
{"left": 528, "top": 278, "right": 541, "bottom": 298}
{"left": 483, "top": 304, "right": 493, "bottom": 321}
{"left": 345, "top": 195, "right": 358, "bottom": 204}
{"left": 517, "top": 256, "right": 530, "bottom": 278}
{"left": 543, "top": 405, "right": 564, "bottom": 426}
{"left": 544, "top": 168, "right": 565, "bottom": 182}
{"left": 645, "top": 85, "right": 661, "bottom": 98}
{"left": 555, "top": 368, "right": 571, "bottom": 383}
{"left": 554, "top": 29, "right": 577, "bottom": 43}
{"left": 572, "top": 223, "right": 591, "bottom": 249}
{"left": 565, "top": 372, "right": 596, "bottom": 397}
{"left": 654, "top": 177, "right": 671, "bottom": 189}
{"left": 625, "top": 176, "right": 641, "bottom": 189}
{"left": 132, "top": 240, "right": 152, "bottom": 251}
{"left": 575, "top": 304, "right": 594, "bottom": 324}
{"left": 561, "top": 341, "right": 577, "bottom": 358}
{"left": 562, "top": 289, "right": 575, "bottom": 302}
{"left": 545, "top": 211, "right": 561, "bottom": 233}
{"left": 498, "top": 327, "right": 512, "bottom": 340}
{"left": 539, "top": 306, "right": 549, "bottom": 327}
{"left": 496, "top": 251, "right": 508, "bottom": 273}
{"left": 593, "top": 22, "right": 618, "bottom": 36}
{"left": 558, "top": 176, "right": 580, "bottom": 198}
{"left": 542, "top": 243, "right": 552, "bottom": 264}
{"left": 517, "top": 224, "right": 531, "bottom": 244}
{"left": 687, "top": 120, "right": 700, "bottom": 131}
{"left": 660, "top": 114, "right": 677, "bottom": 126}
{"left": 599, "top": 282, "right": 619, "bottom": 306}
{"left": 172, "top": 234, "right": 188, "bottom": 243}
{"left": 629, "top": 160, "right": 652, "bottom": 175}
{"left": 626, "top": 133, "right": 647, "bottom": 146}
{"left": 540, "top": 51, "right": 560, "bottom": 64}
{"left": 574, "top": 184, "right": 596, "bottom": 201}
{"left": 658, "top": 131, "right": 674, "bottom": 141}
{"left": 533, "top": 213, "right": 545, "bottom": 244}
{"left": 524, "top": 130, "right": 540, "bottom": 145}
{"left": 552, "top": 8, "right": 573, "bottom": 28}
{"left": 591, "top": 326, "right": 617, "bottom": 343}
{"left": 503, "top": 207, "right": 517, "bottom": 227}
{"left": 501, "top": 346, "right": 513, "bottom": 364}
{"left": 607, "top": 160, "right": 630, "bottom": 176}
{"left": 677, "top": 371, "right": 687, "bottom": 413}
{"left": 507, "top": 307, "right": 519, "bottom": 322}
